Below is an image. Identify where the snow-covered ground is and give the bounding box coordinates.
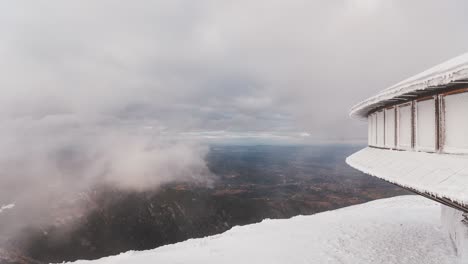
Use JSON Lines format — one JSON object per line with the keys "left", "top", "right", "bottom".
{"left": 67, "top": 196, "right": 456, "bottom": 264}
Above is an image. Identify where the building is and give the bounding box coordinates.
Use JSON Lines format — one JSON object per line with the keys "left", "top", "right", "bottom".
{"left": 347, "top": 53, "right": 468, "bottom": 263}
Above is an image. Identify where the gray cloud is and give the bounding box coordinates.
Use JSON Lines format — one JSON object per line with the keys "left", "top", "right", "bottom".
{"left": 2, "top": 0, "right": 468, "bottom": 139}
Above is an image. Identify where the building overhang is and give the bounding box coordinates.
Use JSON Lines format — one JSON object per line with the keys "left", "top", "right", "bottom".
{"left": 350, "top": 53, "right": 468, "bottom": 119}
{"left": 346, "top": 147, "right": 468, "bottom": 212}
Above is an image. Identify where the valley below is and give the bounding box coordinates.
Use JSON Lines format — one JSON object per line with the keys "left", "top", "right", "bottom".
{"left": 0, "top": 144, "right": 410, "bottom": 263}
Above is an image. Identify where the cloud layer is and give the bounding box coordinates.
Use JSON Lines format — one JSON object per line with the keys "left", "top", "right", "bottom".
{"left": 1, "top": 0, "right": 468, "bottom": 140}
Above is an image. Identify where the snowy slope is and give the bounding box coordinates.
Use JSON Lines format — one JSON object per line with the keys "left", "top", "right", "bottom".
{"left": 67, "top": 196, "right": 456, "bottom": 264}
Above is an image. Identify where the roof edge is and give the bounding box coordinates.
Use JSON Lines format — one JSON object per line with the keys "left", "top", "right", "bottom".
{"left": 350, "top": 52, "right": 468, "bottom": 119}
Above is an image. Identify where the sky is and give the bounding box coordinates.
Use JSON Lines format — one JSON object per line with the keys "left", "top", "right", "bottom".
{"left": 1, "top": 0, "right": 468, "bottom": 144}
{"left": 1, "top": 0, "right": 468, "bottom": 236}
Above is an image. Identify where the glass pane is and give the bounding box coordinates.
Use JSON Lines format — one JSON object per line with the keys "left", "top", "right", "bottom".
{"left": 368, "top": 115, "right": 372, "bottom": 146}
{"left": 444, "top": 92, "right": 468, "bottom": 153}
{"left": 416, "top": 99, "right": 436, "bottom": 151}
{"left": 376, "top": 111, "right": 385, "bottom": 147}
{"left": 398, "top": 104, "right": 412, "bottom": 149}
{"left": 372, "top": 114, "right": 377, "bottom": 146}
{"left": 385, "top": 108, "right": 395, "bottom": 148}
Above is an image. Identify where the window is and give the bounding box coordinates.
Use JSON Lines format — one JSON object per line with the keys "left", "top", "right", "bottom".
{"left": 385, "top": 107, "right": 395, "bottom": 148}
{"left": 376, "top": 111, "right": 385, "bottom": 147}
{"left": 415, "top": 98, "right": 436, "bottom": 152}
{"left": 368, "top": 113, "right": 377, "bottom": 146}
{"left": 442, "top": 91, "right": 468, "bottom": 153}
{"left": 368, "top": 115, "right": 372, "bottom": 146}
{"left": 372, "top": 113, "right": 377, "bottom": 146}
{"left": 397, "top": 103, "right": 412, "bottom": 150}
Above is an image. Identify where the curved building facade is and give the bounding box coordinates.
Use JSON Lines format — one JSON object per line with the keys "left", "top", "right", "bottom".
{"left": 347, "top": 53, "right": 468, "bottom": 263}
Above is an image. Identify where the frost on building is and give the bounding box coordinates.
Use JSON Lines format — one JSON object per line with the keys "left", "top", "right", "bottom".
{"left": 346, "top": 53, "right": 468, "bottom": 262}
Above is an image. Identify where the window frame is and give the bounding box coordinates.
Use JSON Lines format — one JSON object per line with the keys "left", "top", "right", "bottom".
{"left": 384, "top": 106, "right": 396, "bottom": 149}
{"left": 439, "top": 88, "right": 468, "bottom": 154}
{"left": 414, "top": 96, "right": 438, "bottom": 153}
{"left": 396, "top": 102, "right": 414, "bottom": 151}
{"left": 366, "top": 86, "right": 468, "bottom": 155}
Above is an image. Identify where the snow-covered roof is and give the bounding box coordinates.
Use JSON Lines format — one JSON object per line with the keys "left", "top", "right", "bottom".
{"left": 67, "top": 196, "right": 455, "bottom": 264}
{"left": 350, "top": 53, "right": 468, "bottom": 119}
{"left": 346, "top": 147, "right": 468, "bottom": 207}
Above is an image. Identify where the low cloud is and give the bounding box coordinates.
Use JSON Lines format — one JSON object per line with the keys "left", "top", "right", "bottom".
{"left": 0, "top": 115, "right": 214, "bottom": 242}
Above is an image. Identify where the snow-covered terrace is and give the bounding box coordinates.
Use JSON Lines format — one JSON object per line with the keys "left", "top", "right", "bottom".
{"left": 348, "top": 53, "right": 468, "bottom": 209}
{"left": 347, "top": 148, "right": 468, "bottom": 209}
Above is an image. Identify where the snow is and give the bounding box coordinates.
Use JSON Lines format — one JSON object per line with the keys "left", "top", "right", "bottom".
{"left": 441, "top": 205, "right": 468, "bottom": 263}
{"left": 351, "top": 52, "right": 468, "bottom": 119}
{"left": 66, "top": 196, "right": 456, "bottom": 264}
{"left": 0, "top": 204, "right": 14, "bottom": 214}
{"left": 346, "top": 147, "right": 468, "bottom": 205}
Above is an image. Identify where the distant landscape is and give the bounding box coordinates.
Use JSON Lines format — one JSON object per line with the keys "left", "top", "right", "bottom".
{"left": 1, "top": 144, "right": 409, "bottom": 263}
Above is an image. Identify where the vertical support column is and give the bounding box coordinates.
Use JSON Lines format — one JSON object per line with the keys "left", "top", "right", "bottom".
{"left": 394, "top": 107, "right": 397, "bottom": 149}
{"left": 435, "top": 95, "right": 440, "bottom": 152}
{"left": 441, "top": 205, "right": 468, "bottom": 263}
{"left": 383, "top": 110, "right": 386, "bottom": 147}
{"left": 374, "top": 113, "right": 377, "bottom": 146}
{"left": 411, "top": 101, "right": 416, "bottom": 150}
{"left": 438, "top": 94, "right": 446, "bottom": 153}
{"left": 395, "top": 107, "right": 398, "bottom": 149}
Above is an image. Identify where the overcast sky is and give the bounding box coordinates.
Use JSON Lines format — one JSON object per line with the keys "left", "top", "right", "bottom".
{"left": 1, "top": 0, "right": 468, "bottom": 143}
